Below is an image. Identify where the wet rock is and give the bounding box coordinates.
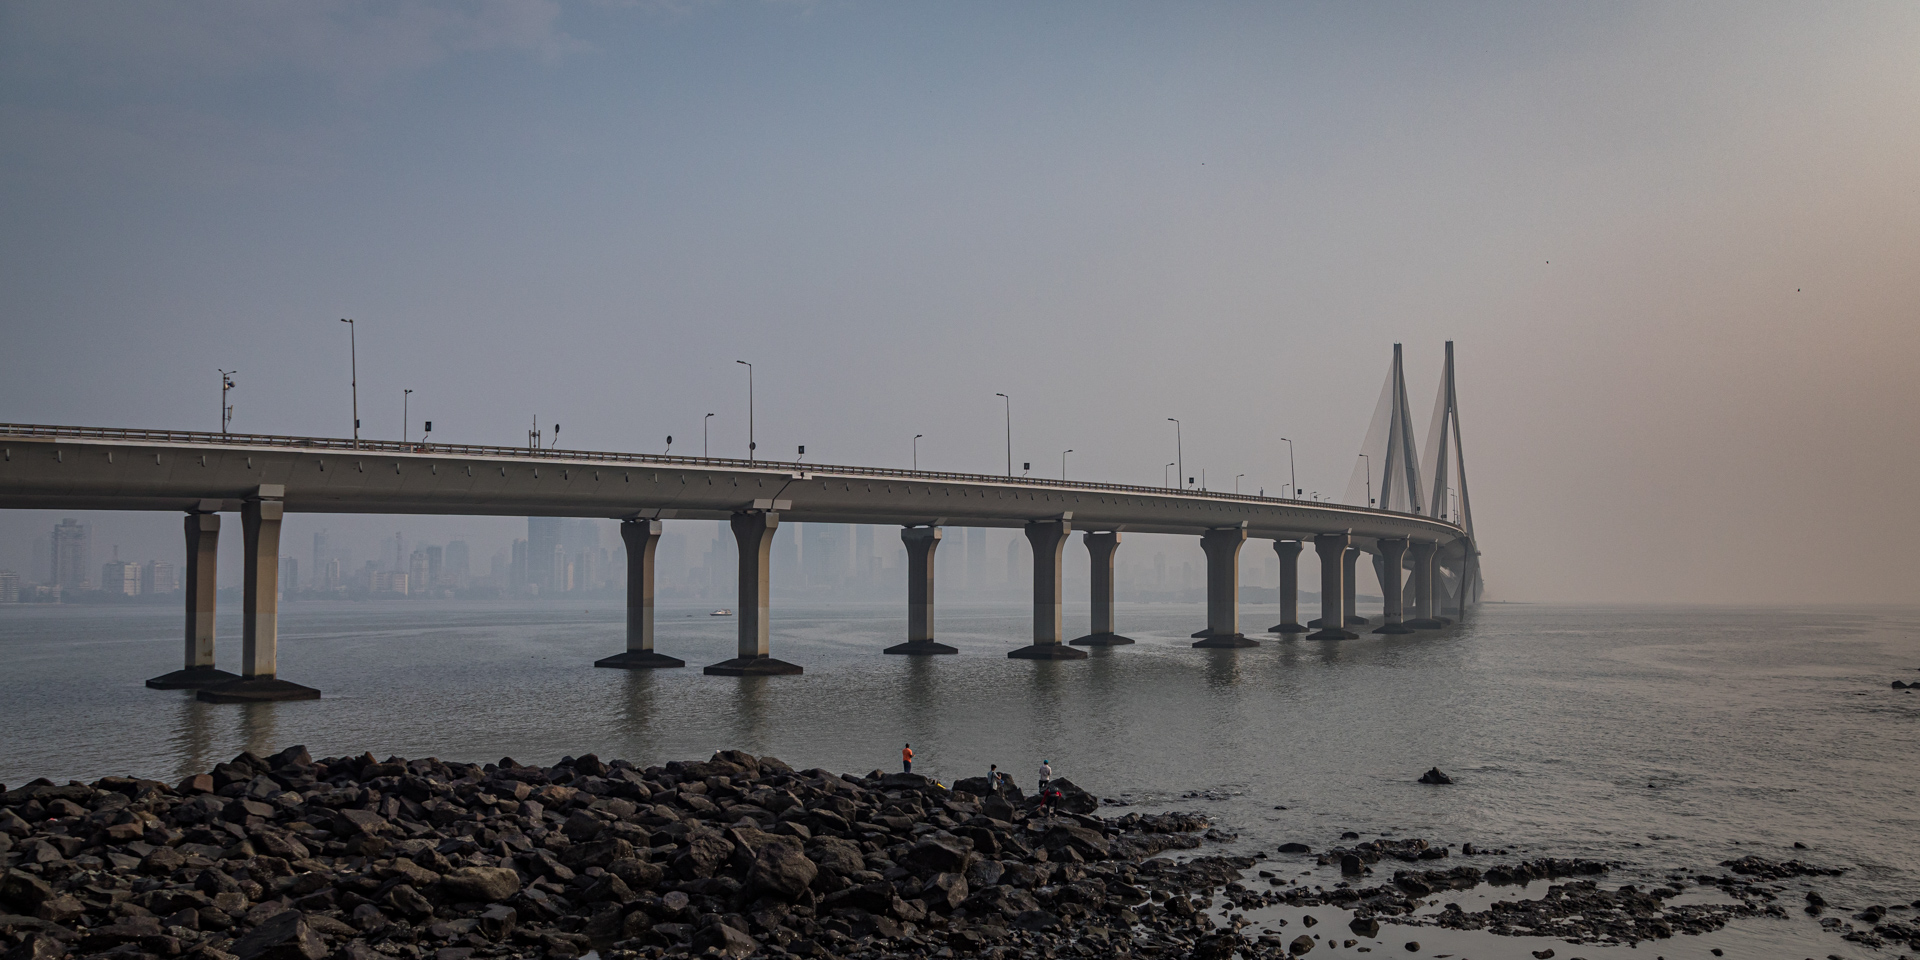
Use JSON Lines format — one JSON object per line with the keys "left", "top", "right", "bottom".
{"left": 1289, "top": 933, "right": 1316, "bottom": 954}
{"left": 1278, "top": 842, "right": 1312, "bottom": 854}
{"left": 1349, "top": 916, "right": 1380, "bottom": 937}
{"left": 440, "top": 866, "right": 520, "bottom": 902}
{"left": 1417, "top": 768, "right": 1453, "bottom": 785}
{"left": 747, "top": 840, "right": 817, "bottom": 900}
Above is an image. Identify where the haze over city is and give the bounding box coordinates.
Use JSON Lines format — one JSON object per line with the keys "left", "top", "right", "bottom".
{"left": 4, "top": 1, "right": 1919, "bottom": 603}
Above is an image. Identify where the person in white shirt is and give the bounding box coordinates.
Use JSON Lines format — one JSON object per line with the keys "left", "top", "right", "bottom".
{"left": 1038, "top": 760, "right": 1053, "bottom": 790}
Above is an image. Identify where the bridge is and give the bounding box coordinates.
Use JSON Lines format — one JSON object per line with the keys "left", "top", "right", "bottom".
{"left": 0, "top": 343, "right": 1480, "bottom": 701}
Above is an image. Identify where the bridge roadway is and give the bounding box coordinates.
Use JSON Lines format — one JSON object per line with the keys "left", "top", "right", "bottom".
{"left": 0, "top": 424, "right": 1476, "bottom": 701}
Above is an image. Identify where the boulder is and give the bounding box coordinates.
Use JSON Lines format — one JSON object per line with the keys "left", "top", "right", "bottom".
{"left": 905, "top": 837, "right": 972, "bottom": 875}
{"left": 228, "top": 910, "right": 328, "bottom": 960}
{"left": 1, "top": 870, "right": 55, "bottom": 910}
{"left": 1340, "top": 854, "right": 1364, "bottom": 876}
{"left": 1278, "top": 842, "right": 1312, "bottom": 854}
{"left": 1894, "top": 681, "right": 1908, "bottom": 690}
{"left": 1290, "top": 933, "right": 1316, "bottom": 954}
{"left": 920, "top": 872, "right": 969, "bottom": 912}
{"left": 747, "top": 841, "right": 818, "bottom": 901}
{"left": 1349, "top": 916, "right": 1380, "bottom": 937}
{"left": 1417, "top": 768, "right": 1454, "bottom": 785}
{"left": 440, "top": 867, "right": 521, "bottom": 903}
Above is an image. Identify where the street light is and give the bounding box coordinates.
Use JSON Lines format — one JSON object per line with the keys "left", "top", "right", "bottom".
{"left": 1280, "top": 437, "right": 1296, "bottom": 500}
{"left": 218, "top": 369, "right": 237, "bottom": 434}
{"left": 403, "top": 389, "right": 413, "bottom": 444}
{"left": 1165, "top": 462, "right": 1175, "bottom": 488}
{"left": 1062, "top": 449, "right": 1073, "bottom": 480}
{"left": 1167, "top": 419, "right": 1182, "bottom": 490}
{"left": 703, "top": 413, "right": 714, "bottom": 458}
{"left": 339, "top": 319, "right": 358, "bottom": 448}
{"left": 1235, "top": 473, "right": 1244, "bottom": 495}
{"left": 914, "top": 434, "right": 923, "bottom": 471}
{"left": 996, "top": 394, "right": 1012, "bottom": 477}
{"left": 1358, "top": 454, "right": 1372, "bottom": 507}
{"left": 735, "top": 361, "right": 754, "bottom": 461}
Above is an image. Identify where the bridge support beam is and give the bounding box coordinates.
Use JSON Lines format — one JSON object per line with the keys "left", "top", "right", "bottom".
{"left": 199, "top": 491, "right": 320, "bottom": 702}
{"left": 1269, "top": 540, "right": 1306, "bottom": 634}
{"left": 1404, "top": 540, "right": 1446, "bottom": 628}
{"left": 707, "top": 509, "right": 803, "bottom": 675}
{"left": 1194, "top": 525, "right": 1257, "bottom": 647}
{"left": 888, "top": 526, "right": 956, "bottom": 655}
{"left": 148, "top": 508, "right": 239, "bottom": 689}
{"left": 1308, "top": 533, "right": 1358, "bottom": 640}
{"left": 1072, "top": 531, "right": 1132, "bottom": 646}
{"left": 1010, "top": 519, "right": 1086, "bottom": 660}
{"left": 1372, "top": 538, "right": 1414, "bottom": 634}
{"left": 598, "top": 519, "right": 685, "bottom": 669}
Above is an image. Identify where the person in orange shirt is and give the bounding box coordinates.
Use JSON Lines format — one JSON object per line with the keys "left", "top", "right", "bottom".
{"left": 902, "top": 743, "right": 914, "bottom": 774}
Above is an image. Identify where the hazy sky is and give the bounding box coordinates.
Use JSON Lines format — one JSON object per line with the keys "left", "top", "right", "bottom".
{"left": 2, "top": 1, "right": 1917, "bottom": 603}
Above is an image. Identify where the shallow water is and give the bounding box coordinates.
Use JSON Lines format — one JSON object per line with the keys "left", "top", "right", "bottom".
{"left": 2, "top": 599, "right": 1916, "bottom": 957}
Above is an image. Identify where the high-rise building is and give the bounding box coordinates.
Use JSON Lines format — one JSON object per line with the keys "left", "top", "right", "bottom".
{"left": 409, "top": 551, "right": 429, "bottom": 596}
{"left": 0, "top": 570, "right": 18, "bottom": 603}
{"left": 278, "top": 557, "right": 298, "bottom": 599}
{"left": 322, "top": 558, "right": 342, "bottom": 592}
{"left": 425, "top": 545, "right": 443, "bottom": 590}
{"left": 311, "top": 531, "right": 328, "bottom": 591}
{"left": 511, "top": 539, "right": 529, "bottom": 592}
{"left": 102, "top": 555, "right": 142, "bottom": 596}
{"left": 772, "top": 522, "right": 800, "bottom": 587}
{"left": 803, "top": 523, "right": 847, "bottom": 586}
{"left": 527, "top": 518, "right": 561, "bottom": 592}
{"left": 142, "top": 560, "right": 176, "bottom": 596}
{"left": 51, "top": 519, "right": 90, "bottom": 591}
{"left": 1005, "top": 538, "right": 1020, "bottom": 588}
{"left": 553, "top": 544, "right": 571, "bottom": 592}
{"left": 444, "top": 540, "right": 470, "bottom": 586}
{"left": 576, "top": 549, "right": 597, "bottom": 591}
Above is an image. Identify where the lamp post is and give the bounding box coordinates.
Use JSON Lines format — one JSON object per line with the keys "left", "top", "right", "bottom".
{"left": 996, "top": 393, "right": 1011, "bottom": 477}
{"left": 703, "top": 413, "right": 714, "bottom": 458}
{"left": 1281, "top": 437, "right": 1296, "bottom": 499}
{"left": 339, "top": 319, "right": 358, "bottom": 448}
{"left": 403, "top": 389, "right": 412, "bottom": 444}
{"left": 1165, "top": 462, "right": 1175, "bottom": 488}
{"left": 914, "top": 434, "right": 923, "bottom": 471}
{"left": 735, "top": 361, "right": 754, "bottom": 461}
{"left": 218, "top": 369, "right": 236, "bottom": 434}
{"left": 1358, "top": 454, "right": 1372, "bottom": 507}
{"left": 1061, "top": 449, "right": 1073, "bottom": 480}
{"left": 1167, "top": 419, "right": 1182, "bottom": 489}
{"left": 1235, "top": 473, "right": 1244, "bottom": 495}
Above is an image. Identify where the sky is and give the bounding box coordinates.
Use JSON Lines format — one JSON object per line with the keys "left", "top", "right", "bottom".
{"left": 2, "top": 1, "right": 1917, "bottom": 603}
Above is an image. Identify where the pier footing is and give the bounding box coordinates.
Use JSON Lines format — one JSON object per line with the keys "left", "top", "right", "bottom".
{"left": 884, "top": 640, "right": 958, "bottom": 655}
{"left": 703, "top": 656, "right": 804, "bottom": 676}
{"left": 595, "top": 651, "right": 686, "bottom": 669}
{"left": 1269, "top": 623, "right": 1308, "bottom": 634}
{"left": 146, "top": 667, "right": 240, "bottom": 690}
{"left": 1070, "top": 633, "right": 1134, "bottom": 646}
{"left": 1008, "top": 644, "right": 1088, "bottom": 660}
{"left": 195, "top": 678, "right": 320, "bottom": 703}
{"left": 1192, "top": 633, "right": 1260, "bottom": 649}
{"left": 1306, "top": 628, "right": 1360, "bottom": 641}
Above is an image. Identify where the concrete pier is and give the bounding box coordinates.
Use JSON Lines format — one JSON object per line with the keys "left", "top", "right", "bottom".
{"left": 1009, "top": 518, "right": 1086, "bottom": 660}
{"left": 1307, "top": 533, "right": 1358, "bottom": 640}
{"left": 706, "top": 507, "right": 803, "bottom": 675}
{"left": 1194, "top": 524, "right": 1257, "bottom": 647}
{"left": 199, "top": 488, "right": 319, "bottom": 702}
{"left": 1342, "top": 546, "right": 1369, "bottom": 625}
{"left": 1372, "top": 537, "right": 1414, "bottom": 634}
{"left": 888, "top": 526, "right": 956, "bottom": 655}
{"left": 1404, "top": 540, "right": 1445, "bottom": 628}
{"left": 1269, "top": 539, "right": 1306, "bottom": 634}
{"left": 1071, "top": 531, "right": 1133, "bottom": 646}
{"left": 148, "top": 506, "right": 239, "bottom": 689}
{"left": 597, "top": 519, "right": 685, "bottom": 669}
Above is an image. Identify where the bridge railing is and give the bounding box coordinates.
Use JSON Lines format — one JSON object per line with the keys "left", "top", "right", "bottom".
{"left": 0, "top": 422, "right": 1462, "bottom": 527}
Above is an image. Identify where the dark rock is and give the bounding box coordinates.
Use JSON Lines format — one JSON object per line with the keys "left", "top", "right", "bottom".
{"left": 440, "top": 866, "right": 520, "bottom": 902}
{"left": 690, "top": 922, "right": 759, "bottom": 956}
{"left": 1404, "top": 941, "right": 1421, "bottom": 952}
{"left": 1278, "top": 842, "right": 1312, "bottom": 854}
{"left": 1340, "top": 854, "right": 1364, "bottom": 876}
{"left": 904, "top": 837, "right": 972, "bottom": 875}
{"left": 1417, "top": 768, "right": 1453, "bottom": 785}
{"left": 747, "top": 841, "right": 817, "bottom": 901}
{"left": 1349, "top": 916, "right": 1380, "bottom": 937}
{"left": 1, "top": 871, "right": 55, "bottom": 910}
{"left": 1289, "top": 933, "right": 1315, "bottom": 954}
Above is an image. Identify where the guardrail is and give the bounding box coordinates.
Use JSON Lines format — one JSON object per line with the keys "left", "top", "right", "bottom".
{"left": 0, "top": 422, "right": 1464, "bottom": 529}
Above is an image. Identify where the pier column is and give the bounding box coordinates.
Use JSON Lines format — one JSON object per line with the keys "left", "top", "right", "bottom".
{"left": 199, "top": 487, "right": 319, "bottom": 702}
{"left": 706, "top": 509, "right": 803, "bottom": 675}
{"left": 149, "top": 507, "right": 239, "bottom": 689}
{"left": 1071, "top": 531, "right": 1133, "bottom": 645}
{"left": 598, "top": 519, "right": 685, "bottom": 668}
{"left": 1010, "top": 519, "right": 1086, "bottom": 660}
{"left": 1373, "top": 538, "right": 1414, "bottom": 634}
{"left": 1342, "top": 546, "right": 1368, "bottom": 625}
{"left": 888, "top": 527, "right": 956, "bottom": 655}
{"left": 1269, "top": 540, "right": 1305, "bottom": 634}
{"left": 1404, "top": 540, "right": 1445, "bottom": 628}
{"left": 1307, "top": 533, "right": 1358, "bottom": 640}
{"left": 1194, "top": 524, "right": 1257, "bottom": 648}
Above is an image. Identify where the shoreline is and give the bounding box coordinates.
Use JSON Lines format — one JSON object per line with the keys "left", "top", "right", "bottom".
{"left": 1, "top": 750, "right": 1908, "bottom": 960}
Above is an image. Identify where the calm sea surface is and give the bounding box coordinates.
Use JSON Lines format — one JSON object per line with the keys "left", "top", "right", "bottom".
{"left": 2, "top": 599, "right": 1916, "bottom": 958}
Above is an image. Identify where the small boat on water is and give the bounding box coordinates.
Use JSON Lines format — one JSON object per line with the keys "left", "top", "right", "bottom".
{"left": 710, "top": 609, "right": 733, "bottom": 617}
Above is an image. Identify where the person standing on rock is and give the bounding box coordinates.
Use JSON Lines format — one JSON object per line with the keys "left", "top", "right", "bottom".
{"left": 1039, "top": 759, "right": 1053, "bottom": 791}
{"left": 989, "top": 763, "right": 1002, "bottom": 795}
{"left": 902, "top": 743, "right": 914, "bottom": 774}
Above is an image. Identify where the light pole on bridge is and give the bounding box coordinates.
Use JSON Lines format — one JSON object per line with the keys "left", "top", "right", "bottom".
{"left": 996, "top": 393, "right": 1012, "bottom": 477}
{"left": 403, "top": 389, "right": 412, "bottom": 444}
{"left": 735, "top": 361, "right": 755, "bottom": 461}
{"left": 218, "top": 369, "right": 237, "bottom": 435}
{"left": 1235, "top": 473, "right": 1244, "bottom": 495}
{"left": 914, "top": 434, "right": 923, "bottom": 471}
{"left": 1167, "top": 419, "right": 1182, "bottom": 490}
{"left": 1061, "top": 449, "right": 1073, "bottom": 480}
{"left": 339, "top": 318, "right": 359, "bottom": 449}
{"left": 1281, "top": 436, "right": 1296, "bottom": 500}
{"left": 703, "top": 413, "right": 714, "bottom": 458}
{"left": 1165, "top": 462, "right": 1175, "bottom": 489}
{"left": 1358, "top": 453, "right": 1372, "bottom": 507}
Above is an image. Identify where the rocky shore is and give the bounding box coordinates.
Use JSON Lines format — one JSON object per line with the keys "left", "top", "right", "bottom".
{"left": 0, "top": 749, "right": 1250, "bottom": 960}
